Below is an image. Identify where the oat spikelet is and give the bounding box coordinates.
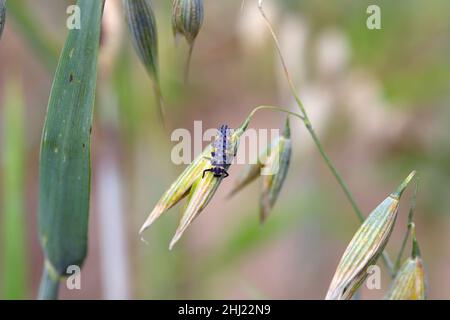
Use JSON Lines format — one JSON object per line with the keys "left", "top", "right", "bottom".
{"left": 326, "top": 171, "right": 416, "bottom": 300}
{"left": 123, "top": 0, "right": 164, "bottom": 121}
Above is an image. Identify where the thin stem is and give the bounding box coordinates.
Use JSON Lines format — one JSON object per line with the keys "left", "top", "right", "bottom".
{"left": 394, "top": 177, "right": 420, "bottom": 273}
{"left": 411, "top": 223, "right": 421, "bottom": 258}
{"left": 257, "top": 0, "right": 397, "bottom": 276}
{"left": 37, "top": 260, "right": 60, "bottom": 300}
{"left": 257, "top": 1, "right": 307, "bottom": 118}
{"left": 184, "top": 43, "right": 195, "bottom": 83}
{"left": 152, "top": 81, "right": 166, "bottom": 128}
{"left": 238, "top": 105, "right": 304, "bottom": 135}
{"left": 249, "top": 105, "right": 305, "bottom": 121}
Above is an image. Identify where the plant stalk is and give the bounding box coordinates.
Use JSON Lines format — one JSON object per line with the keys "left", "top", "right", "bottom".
{"left": 38, "top": 261, "right": 60, "bottom": 300}
{"left": 257, "top": 0, "right": 396, "bottom": 276}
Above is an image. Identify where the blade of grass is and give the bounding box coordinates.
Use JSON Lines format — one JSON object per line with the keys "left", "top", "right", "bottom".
{"left": 1, "top": 79, "right": 28, "bottom": 299}
{"left": 38, "top": 0, "right": 105, "bottom": 299}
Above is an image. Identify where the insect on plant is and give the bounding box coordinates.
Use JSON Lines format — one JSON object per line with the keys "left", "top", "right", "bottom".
{"left": 202, "top": 125, "right": 235, "bottom": 179}
{"left": 16, "top": 0, "right": 429, "bottom": 300}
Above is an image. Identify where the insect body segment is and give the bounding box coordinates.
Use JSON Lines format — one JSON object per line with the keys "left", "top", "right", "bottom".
{"left": 202, "top": 125, "right": 234, "bottom": 179}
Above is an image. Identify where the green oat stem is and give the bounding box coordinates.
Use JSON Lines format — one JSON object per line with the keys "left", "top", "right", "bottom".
{"left": 257, "top": 0, "right": 398, "bottom": 275}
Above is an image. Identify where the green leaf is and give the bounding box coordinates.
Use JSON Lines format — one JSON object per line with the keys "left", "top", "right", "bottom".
{"left": 38, "top": 0, "right": 105, "bottom": 286}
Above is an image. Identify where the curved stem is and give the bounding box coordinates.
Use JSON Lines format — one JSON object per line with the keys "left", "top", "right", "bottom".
{"left": 257, "top": 0, "right": 396, "bottom": 276}
{"left": 237, "top": 105, "right": 304, "bottom": 136}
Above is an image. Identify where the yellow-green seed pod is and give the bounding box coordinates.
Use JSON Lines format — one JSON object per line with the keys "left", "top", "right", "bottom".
{"left": 172, "top": 0, "right": 204, "bottom": 45}
{"left": 123, "top": 0, "right": 164, "bottom": 121}
{"left": 140, "top": 127, "right": 245, "bottom": 247}
{"left": 325, "top": 171, "right": 416, "bottom": 300}
{"left": 260, "top": 118, "right": 292, "bottom": 222}
{"left": 385, "top": 256, "right": 426, "bottom": 300}
{"left": 169, "top": 169, "right": 224, "bottom": 250}
{"left": 0, "top": 0, "right": 6, "bottom": 40}
{"left": 385, "top": 225, "right": 426, "bottom": 300}
{"left": 139, "top": 145, "right": 212, "bottom": 235}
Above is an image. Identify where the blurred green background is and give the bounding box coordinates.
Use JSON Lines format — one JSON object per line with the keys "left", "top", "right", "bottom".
{"left": 0, "top": 0, "right": 449, "bottom": 299}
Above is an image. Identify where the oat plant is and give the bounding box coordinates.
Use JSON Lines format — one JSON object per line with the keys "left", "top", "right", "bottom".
{"left": 326, "top": 172, "right": 416, "bottom": 299}
{"left": 139, "top": 0, "right": 427, "bottom": 300}
{"left": 385, "top": 223, "right": 426, "bottom": 300}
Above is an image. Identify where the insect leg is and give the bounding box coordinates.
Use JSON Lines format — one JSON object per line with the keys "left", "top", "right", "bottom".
{"left": 202, "top": 168, "right": 212, "bottom": 178}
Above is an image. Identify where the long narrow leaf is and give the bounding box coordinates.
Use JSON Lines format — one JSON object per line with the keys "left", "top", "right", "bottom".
{"left": 38, "top": 0, "right": 105, "bottom": 298}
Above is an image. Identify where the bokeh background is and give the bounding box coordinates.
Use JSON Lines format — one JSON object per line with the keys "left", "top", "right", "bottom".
{"left": 1, "top": 0, "right": 450, "bottom": 299}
